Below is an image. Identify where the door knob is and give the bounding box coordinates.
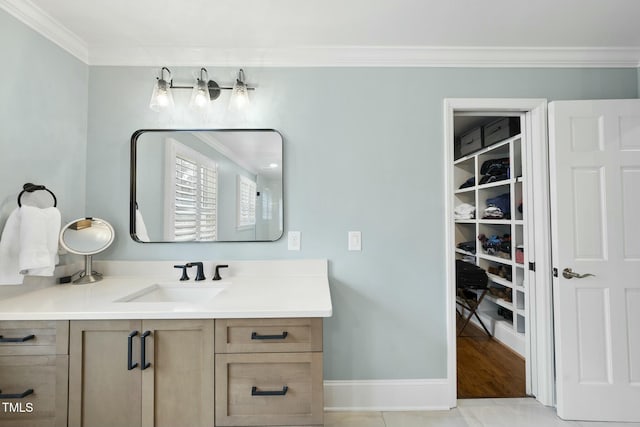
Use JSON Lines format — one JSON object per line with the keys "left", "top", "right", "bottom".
{"left": 562, "top": 268, "right": 595, "bottom": 279}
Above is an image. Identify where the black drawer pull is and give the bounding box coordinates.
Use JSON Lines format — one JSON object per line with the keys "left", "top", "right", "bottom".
{"left": 0, "top": 388, "right": 34, "bottom": 399}
{"left": 251, "top": 331, "right": 288, "bottom": 340}
{"left": 0, "top": 334, "right": 35, "bottom": 343}
{"left": 127, "top": 330, "right": 138, "bottom": 370}
{"left": 141, "top": 331, "right": 151, "bottom": 370}
{"left": 251, "top": 386, "right": 288, "bottom": 396}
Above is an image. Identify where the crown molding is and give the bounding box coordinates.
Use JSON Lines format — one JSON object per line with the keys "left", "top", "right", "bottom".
{"left": 1, "top": 0, "right": 638, "bottom": 68}
{"left": 0, "top": 0, "right": 88, "bottom": 63}
{"left": 88, "top": 45, "right": 640, "bottom": 68}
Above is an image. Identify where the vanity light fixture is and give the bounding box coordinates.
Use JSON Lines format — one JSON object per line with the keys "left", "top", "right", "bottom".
{"left": 149, "top": 67, "right": 254, "bottom": 112}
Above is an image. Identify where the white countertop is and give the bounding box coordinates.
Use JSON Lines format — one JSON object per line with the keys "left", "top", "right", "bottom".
{"left": 0, "top": 260, "right": 333, "bottom": 320}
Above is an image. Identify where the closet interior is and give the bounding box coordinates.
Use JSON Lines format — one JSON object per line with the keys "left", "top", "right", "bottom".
{"left": 452, "top": 113, "right": 530, "bottom": 398}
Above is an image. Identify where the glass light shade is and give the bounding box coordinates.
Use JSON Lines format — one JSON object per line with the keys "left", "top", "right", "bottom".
{"left": 228, "top": 79, "right": 250, "bottom": 111}
{"left": 149, "top": 79, "right": 174, "bottom": 112}
{"left": 189, "top": 79, "right": 211, "bottom": 110}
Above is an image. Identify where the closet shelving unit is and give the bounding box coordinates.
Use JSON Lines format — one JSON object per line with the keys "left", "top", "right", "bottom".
{"left": 453, "top": 129, "right": 528, "bottom": 356}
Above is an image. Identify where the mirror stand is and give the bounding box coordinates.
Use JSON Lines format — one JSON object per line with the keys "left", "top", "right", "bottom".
{"left": 59, "top": 217, "right": 115, "bottom": 285}
{"left": 73, "top": 255, "right": 103, "bottom": 284}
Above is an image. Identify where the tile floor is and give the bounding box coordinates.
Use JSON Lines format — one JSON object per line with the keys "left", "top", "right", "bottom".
{"left": 324, "top": 398, "right": 640, "bottom": 427}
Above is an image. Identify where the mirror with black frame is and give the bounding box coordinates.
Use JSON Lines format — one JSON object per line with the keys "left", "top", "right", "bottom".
{"left": 131, "top": 129, "right": 283, "bottom": 242}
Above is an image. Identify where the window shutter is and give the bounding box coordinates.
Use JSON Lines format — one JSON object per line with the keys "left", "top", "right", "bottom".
{"left": 169, "top": 143, "right": 218, "bottom": 241}
{"left": 198, "top": 164, "right": 217, "bottom": 240}
{"left": 237, "top": 175, "right": 257, "bottom": 228}
{"left": 174, "top": 156, "right": 198, "bottom": 241}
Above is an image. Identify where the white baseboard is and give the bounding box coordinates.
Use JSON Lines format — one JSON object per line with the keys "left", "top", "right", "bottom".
{"left": 324, "top": 379, "right": 451, "bottom": 411}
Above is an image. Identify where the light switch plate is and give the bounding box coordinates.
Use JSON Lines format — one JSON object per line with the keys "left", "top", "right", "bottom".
{"left": 348, "top": 231, "right": 362, "bottom": 251}
{"left": 288, "top": 231, "right": 301, "bottom": 251}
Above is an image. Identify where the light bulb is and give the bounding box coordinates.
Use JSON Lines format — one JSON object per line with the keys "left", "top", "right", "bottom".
{"left": 189, "top": 79, "right": 210, "bottom": 110}
{"left": 228, "top": 69, "right": 250, "bottom": 112}
{"left": 149, "top": 78, "right": 174, "bottom": 112}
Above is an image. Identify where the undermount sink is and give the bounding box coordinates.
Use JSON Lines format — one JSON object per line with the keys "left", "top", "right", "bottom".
{"left": 115, "top": 283, "right": 229, "bottom": 303}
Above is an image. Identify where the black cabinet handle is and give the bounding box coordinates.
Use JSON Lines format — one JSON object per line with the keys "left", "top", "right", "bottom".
{"left": 0, "top": 334, "right": 35, "bottom": 343}
{"left": 251, "top": 386, "right": 288, "bottom": 396}
{"left": 251, "top": 331, "right": 288, "bottom": 340}
{"left": 141, "top": 331, "right": 151, "bottom": 370}
{"left": 127, "top": 331, "right": 139, "bottom": 370}
{"left": 0, "top": 388, "right": 34, "bottom": 399}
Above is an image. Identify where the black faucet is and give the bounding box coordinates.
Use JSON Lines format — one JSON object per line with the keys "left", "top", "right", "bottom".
{"left": 213, "top": 264, "right": 228, "bottom": 281}
{"left": 173, "top": 264, "right": 190, "bottom": 281}
{"left": 186, "top": 262, "right": 206, "bottom": 281}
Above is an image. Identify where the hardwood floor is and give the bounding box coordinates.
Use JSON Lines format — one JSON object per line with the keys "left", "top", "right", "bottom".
{"left": 457, "top": 319, "right": 526, "bottom": 398}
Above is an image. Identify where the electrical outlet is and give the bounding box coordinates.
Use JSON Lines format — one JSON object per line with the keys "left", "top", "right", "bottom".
{"left": 288, "top": 231, "right": 301, "bottom": 251}
{"left": 348, "top": 231, "right": 361, "bottom": 251}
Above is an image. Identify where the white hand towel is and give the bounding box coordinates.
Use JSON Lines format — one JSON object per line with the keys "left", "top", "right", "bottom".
{"left": 136, "top": 208, "right": 150, "bottom": 242}
{"left": 18, "top": 206, "right": 61, "bottom": 277}
{"left": 0, "top": 208, "right": 24, "bottom": 284}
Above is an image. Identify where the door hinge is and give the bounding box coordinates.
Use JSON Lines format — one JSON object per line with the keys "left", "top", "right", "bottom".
{"left": 553, "top": 268, "right": 558, "bottom": 278}
{"left": 528, "top": 262, "right": 535, "bottom": 272}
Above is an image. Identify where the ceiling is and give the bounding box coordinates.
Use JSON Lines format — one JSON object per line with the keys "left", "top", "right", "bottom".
{"left": 199, "top": 131, "right": 282, "bottom": 179}
{"left": 3, "top": 0, "right": 640, "bottom": 66}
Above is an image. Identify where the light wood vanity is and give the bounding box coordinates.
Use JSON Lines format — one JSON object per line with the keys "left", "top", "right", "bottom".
{"left": 0, "top": 318, "right": 324, "bottom": 427}
{"left": 0, "top": 260, "right": 332, "bottom": 427}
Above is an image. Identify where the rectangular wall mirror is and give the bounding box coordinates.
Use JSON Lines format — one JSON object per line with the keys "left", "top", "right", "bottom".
{"left": 131, "top": 129, "right": 283, "bottom": 242}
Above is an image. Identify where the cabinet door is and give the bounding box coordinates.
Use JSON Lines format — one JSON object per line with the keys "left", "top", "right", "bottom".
{"left": 68, "top": 320, "right": 142, "bottom": 427}
{"left": 141, "top": 319, "right": 214, "bottom": 427}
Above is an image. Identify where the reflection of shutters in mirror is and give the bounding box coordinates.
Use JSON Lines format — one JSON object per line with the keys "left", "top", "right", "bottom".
{"left": 261, "top": 188, "right": 273, "bottom": 220}
{"left": 237, "top": 175, "right": 256, "bottom": 229}
{"left": 173, "top": 149, "right": 218, "bottom": 241}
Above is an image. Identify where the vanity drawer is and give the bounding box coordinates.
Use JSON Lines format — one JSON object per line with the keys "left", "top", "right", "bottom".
{"left": 0, "top": 321, "right": 69, "bottom": 356}
{"left": 215, "top": 352, "right": 323, "bottom": 426}
{"left": 0, "top": 355, "right": 69, "bottom": 427}
{"left": 215, "top": 318, "right": 322, "bottom": 353}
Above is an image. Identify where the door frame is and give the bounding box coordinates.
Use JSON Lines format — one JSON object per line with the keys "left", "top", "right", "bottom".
{"left": 443, "top": 98, "right": 554, "bottom": 407}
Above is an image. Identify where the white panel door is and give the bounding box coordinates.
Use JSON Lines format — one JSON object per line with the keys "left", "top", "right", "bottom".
{"left": 549, "top": 99, "right": 640, "bottom": 422}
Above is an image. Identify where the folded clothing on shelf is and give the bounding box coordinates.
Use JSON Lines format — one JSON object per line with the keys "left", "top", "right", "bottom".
{"left": 478, "top": 158, "right": 510, "bottom": 185}
{"left": 457, "top": 241, "right": 476, "bottom": 254}
{"left": 459, "top": 176, "right": 475, "bottom": 189}
{"left": 454, "top": 203, "right": 475, "bottom": 220}
{"left": 478, "top": 233, "right": 511, "bottom": 258}
{"left": 482, "top": 206, "right": 504, "bottom": 219}
{"left": 483, "top": 193, "right": 510, "bottom": 219}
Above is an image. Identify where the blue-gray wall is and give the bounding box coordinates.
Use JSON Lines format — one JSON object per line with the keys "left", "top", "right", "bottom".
{"left": 0, "top": 9, "right": 88, "bottom": 228}
{"left": 86, "top": 66, "right": 637, "bottom": 380}
{"left": 2, "top": 6, "right": 638, "bottom": 382}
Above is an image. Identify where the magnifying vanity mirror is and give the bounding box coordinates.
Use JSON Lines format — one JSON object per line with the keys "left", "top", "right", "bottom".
{"left": 59, "top": 217, "right": 115, "bottom": 284}
{"left": 131, "top": 129, "right": 283, "bottom": 243}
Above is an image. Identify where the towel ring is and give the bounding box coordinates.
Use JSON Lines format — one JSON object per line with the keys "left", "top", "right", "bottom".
{"left": 17, "top": 183, "right": 57, "bottom": 208}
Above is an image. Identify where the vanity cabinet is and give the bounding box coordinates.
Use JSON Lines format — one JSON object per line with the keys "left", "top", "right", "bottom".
{"left": 68, "top": 319, "right": 214, "bottom": 427}
{"left": 0, "top": 320, "right": 69, "bottom": 427}
{"left": 215, "top": 318, "right": 323, "bottom": 426}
